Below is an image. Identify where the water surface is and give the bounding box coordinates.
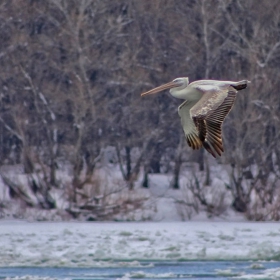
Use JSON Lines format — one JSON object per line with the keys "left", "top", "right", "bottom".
{"left": 1, "top": 261, "right": 280, "bottom": 280}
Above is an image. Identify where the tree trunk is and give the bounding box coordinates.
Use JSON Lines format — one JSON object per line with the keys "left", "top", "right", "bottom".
{"left": 171, "top": 137, "right": 184, "bottom": 189}
{"left": 172, "top": 155, "right": 181, "bottom": 189}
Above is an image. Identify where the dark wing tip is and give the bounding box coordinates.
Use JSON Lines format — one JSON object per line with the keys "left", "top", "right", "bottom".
{"left": 232, "top": 80, "right": 250, "bottom": 91}
{"left": 203, "top": 140, "right": 217, "bottom": 158}
{"left": 186, "top": 134, "right": 203, "bottom": 150}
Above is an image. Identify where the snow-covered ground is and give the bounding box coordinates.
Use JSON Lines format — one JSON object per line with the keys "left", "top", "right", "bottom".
{"left": 0, "top": 161, "right": 242, "bottom": 222}
{"left": 0, "top": 220, "right": 280, "bottom": 267}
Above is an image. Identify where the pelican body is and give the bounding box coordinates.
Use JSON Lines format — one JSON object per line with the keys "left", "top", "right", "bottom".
{"left": 141, "top": 77, "right": 250, "bottom": 158}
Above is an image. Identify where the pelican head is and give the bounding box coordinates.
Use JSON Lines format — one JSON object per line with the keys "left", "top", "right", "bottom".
{"left": 141, "top": 77, "right": 189, "bottom": 97}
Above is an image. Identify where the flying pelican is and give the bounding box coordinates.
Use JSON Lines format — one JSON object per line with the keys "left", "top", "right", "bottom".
{"left": 141, "top": 78, "right": 250, "bottom": 158}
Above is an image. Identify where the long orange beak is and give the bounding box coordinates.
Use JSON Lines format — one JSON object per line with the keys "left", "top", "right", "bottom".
{"left": 141, "top": 81, "right": 178, "bottom": 97}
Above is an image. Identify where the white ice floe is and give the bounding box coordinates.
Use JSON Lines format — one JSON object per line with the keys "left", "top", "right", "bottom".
{"left": 0, "top": 220, "right": 280, "bottom": 267}
{"left": 234, "top": 267, "right": 280, "bottom": 279}
{"left": 124, "top": 271, "right": 176, "bottom": 278}
{"left": 4, "top": 277, "right": 56, "bottom": 280}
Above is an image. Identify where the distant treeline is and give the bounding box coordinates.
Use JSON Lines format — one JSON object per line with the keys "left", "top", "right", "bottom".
{"left": 0, "top": 0, "right": 280, "bottom": 220}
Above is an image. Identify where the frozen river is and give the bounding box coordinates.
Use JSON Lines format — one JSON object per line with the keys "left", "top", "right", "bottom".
{"left": 0, "top": 220, "right": 280, "bottom": 279}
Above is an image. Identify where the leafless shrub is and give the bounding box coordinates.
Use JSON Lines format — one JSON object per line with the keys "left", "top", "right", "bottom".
{"left": 175, "top": 170, "right": 230, "bottom": 220}
{"left": 246, "top": 192, "right": 280, "bottom": 221}
{"left": 66, "top": 169, "right": 150, "bottom": 221}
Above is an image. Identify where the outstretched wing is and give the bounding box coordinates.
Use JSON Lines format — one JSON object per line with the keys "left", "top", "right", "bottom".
{"left": 178, "top": 100, "right": 203, "bottom": 150}
{"left": 190, "top": 86, "right": 237, "bottom": 157}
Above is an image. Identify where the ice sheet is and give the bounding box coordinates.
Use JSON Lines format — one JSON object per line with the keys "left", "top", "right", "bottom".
{"left": 0, "top": 220, "right": 280, "bottom": 267}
